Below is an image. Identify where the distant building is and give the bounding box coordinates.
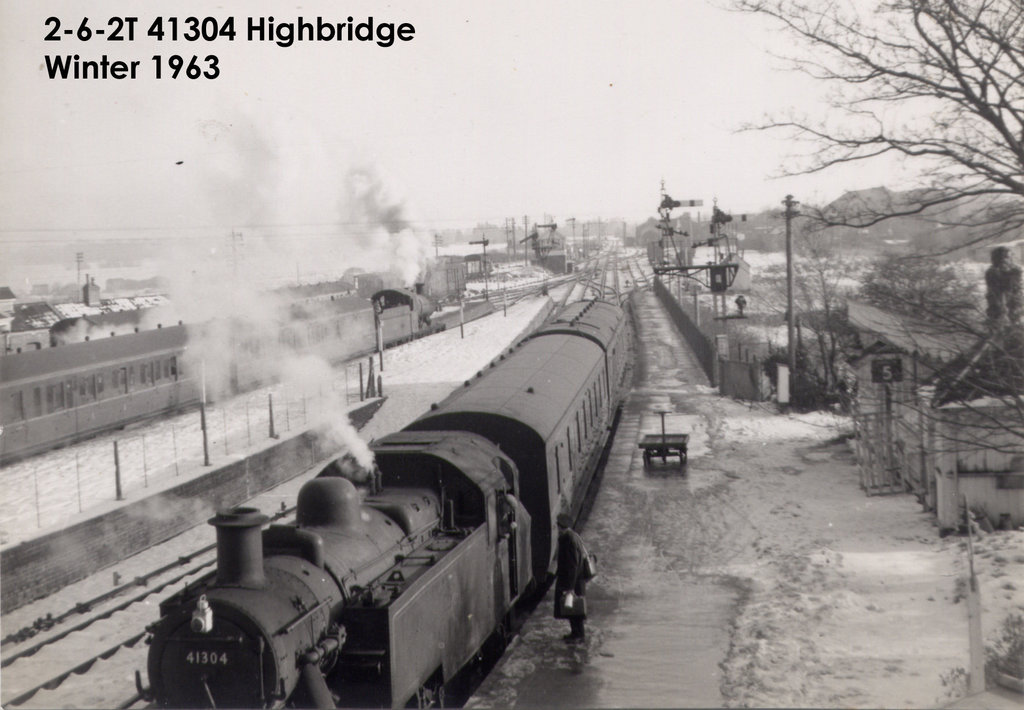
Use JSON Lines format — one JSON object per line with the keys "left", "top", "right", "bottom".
{"left": 354, "top": 273, "right": 386, "bottom": 299}
{"left": 464, "top": 254, "right": 490, "bottom": 277}
{"left": 0, "top": 287, "right": 16, "bottom": 315}
{"left": 1, "top": 293, "right": 173, "bottom": 354}
{"left": 83, "top": 275, "right": 101, "bottom": 306}
{"left": 424, "top": 257, "right": 466, "bottom": 301}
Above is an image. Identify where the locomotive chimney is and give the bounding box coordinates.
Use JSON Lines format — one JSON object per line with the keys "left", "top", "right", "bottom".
{"left": 209, "top": 507, "right": 269, "bottom": 588}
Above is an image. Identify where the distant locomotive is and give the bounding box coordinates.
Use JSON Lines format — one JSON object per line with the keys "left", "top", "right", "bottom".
{"left": 0, "top": 288, "right": 440, "bottom": 465}
{"left": 143, "top": 298, "right": 630, "bottom": 708}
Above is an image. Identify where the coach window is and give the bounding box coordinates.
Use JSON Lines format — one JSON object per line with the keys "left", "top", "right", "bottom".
{"left": 33, "top": 387, "right": 42, "bottom": 417}
{"left": 576, "top": 412, "right": 582, "bottom": 451}
{"left": 129, "top": 366, "right": 135, "bottom": 388}
{"left": 153, "top": 359, "right": 161, "bottom": 381}
{"left": 9, "top": 391, "right": 25, "bottom": 421}
{"left": 97, "top": 374, "right": 104, "bottom": 395}
{"left": 554, "top": 446, "right": 561, "bottom": 493}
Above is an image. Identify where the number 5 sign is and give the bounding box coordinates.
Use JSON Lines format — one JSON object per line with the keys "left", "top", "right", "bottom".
{"left": 871, "top": 357, "right": 903, "bottom": 383}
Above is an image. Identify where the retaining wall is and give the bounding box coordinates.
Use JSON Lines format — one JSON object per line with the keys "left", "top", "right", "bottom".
{"left": 653, "top": 277, "right": 718, "bottom": 385}
{"left": 0, "top": 399, "right": 383, "bottom": 613}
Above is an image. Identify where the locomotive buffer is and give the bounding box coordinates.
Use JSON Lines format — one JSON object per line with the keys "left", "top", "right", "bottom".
{"left": 638, "top": 409, "right": 688, "bottom": 467}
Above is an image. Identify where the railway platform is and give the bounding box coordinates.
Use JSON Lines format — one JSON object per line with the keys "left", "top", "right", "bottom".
{"left": 467, "top": 288, "right": 736, "bottom": 709}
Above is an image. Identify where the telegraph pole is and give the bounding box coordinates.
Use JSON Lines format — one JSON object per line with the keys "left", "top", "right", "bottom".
{"left": 75, "top": 252, "right": 84, "bottom": 290}
{"left": 783, "top": 195, "right": 800, "bottom": 376}
{"left": 523, "top": 216, "right": 529, "bottom": 268}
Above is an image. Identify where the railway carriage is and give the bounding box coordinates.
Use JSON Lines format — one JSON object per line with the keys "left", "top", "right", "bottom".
{"left": 405, "top": 299, "right": 628, "bottom": 578}
{"left": 0, "top": 292, "right": 440, "bottom": 465}
{"left": 0, "top": 325, "right": 197, "bottom": 463}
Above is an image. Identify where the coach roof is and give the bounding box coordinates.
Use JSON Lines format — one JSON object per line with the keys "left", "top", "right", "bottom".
{"left": 411, "top": 332, "right": 605, "bottom": 443}
{"left": 526, "top": 299, "right": 622, "bottom": 352}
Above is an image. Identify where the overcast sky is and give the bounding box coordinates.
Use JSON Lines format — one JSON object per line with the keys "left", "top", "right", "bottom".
{"left": 0, "top": 0, "right": 912, "bottom": 251}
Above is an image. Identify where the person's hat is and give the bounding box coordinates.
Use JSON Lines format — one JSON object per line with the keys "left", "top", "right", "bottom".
{"left": 556, "top": 513, "right": 572, "bottom": 528}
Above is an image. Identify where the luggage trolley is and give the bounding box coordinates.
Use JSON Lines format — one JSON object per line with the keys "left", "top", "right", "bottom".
{"left": 638, "top": 410, "right": 688, "bottom": 467}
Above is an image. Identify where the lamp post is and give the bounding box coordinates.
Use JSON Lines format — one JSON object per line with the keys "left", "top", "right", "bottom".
{"left": 783, "top": 195, "right": 800, "bottom": 376}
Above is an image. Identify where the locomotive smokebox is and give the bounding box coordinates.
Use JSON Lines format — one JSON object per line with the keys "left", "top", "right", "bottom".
{"left": 209, "top": 507, "right": 269, "bottom": 588}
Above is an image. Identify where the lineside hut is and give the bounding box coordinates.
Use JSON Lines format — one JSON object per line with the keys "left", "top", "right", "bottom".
{"left": 844, "top": 247, "right": 1024, "bottom": 532}
{"left": 845, "top": 299, "right": 967, "bottom": 499}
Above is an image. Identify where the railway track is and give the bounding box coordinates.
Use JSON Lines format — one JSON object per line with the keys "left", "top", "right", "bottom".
{"left": 0, "top": 503, "right": 298, "bottom": 709}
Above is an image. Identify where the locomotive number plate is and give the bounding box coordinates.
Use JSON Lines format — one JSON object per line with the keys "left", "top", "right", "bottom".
{"left": 185, "top": 650, "right": 230, "bottom": 665}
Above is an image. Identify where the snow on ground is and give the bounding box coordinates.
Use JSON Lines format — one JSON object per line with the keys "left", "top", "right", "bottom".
{"left": 473, "top": 285, "right": 1023, "bottom": 709}
{"left": 703, "top": 398, "right": 1024, "bottom": 708}
{"left": 0, "top": 295, "right": 552, "bottom": 549}
{"left": 0, "top": 294, "right": 555, "bottom": 710}
{"left": 5, "top": 269, "right": 1022, "bottom": 709}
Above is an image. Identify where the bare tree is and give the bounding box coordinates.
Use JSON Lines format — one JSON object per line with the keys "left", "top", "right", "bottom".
{"left": 734, "top": 0, "right": 1024, "bottom": 250}
{"left": 859, "top": 254, "right": 980, "bottom": 325}
{"left": 755, "top": 223, "right": 860, "bottom": 407}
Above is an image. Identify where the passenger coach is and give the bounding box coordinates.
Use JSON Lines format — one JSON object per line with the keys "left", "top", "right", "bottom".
{"left": 404, "top": 298, "right": 628, "bottom": 578}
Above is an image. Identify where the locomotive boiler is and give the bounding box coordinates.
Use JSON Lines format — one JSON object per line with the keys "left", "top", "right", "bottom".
{"left": 143, "top": 298, "right": 629, "bottom": 708}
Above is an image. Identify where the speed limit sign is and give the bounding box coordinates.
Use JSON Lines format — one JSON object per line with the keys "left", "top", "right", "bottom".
{"left": 871, "top": 357, "right": 903, "bottom": 383}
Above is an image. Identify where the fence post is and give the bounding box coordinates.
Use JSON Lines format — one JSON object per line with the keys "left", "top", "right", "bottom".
{"left": 366, "top": 357, "right": 376, "bottom": 398}
{"left": 34, "top": 470, "right": 41, "bottom": 528}
{"left": 75, "top": 451, "right": 83, "bottom": 512}
{"left": 114, "top": 440, "right": 124, "bottom": 500}
{"left": 172, "top": 425, "right": 180, "bottom": 476}
{"left": 142, "top": 435, "right": 149, "bottom": 488}
{"left": 269, "top": 393, "right": 277, "bottom": 439}
{"left": 200, "top": 401, "right": 211, "bottom": 466}
{"left": 965, "top": 501, "right": 986, "bottom": 694}
{"left": 377, "top": 374, "right": 383, "bottom": 397}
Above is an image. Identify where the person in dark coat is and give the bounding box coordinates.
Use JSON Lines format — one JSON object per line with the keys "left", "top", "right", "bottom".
{"left": 554, "top": 512, "right": 587, "bottom": 643}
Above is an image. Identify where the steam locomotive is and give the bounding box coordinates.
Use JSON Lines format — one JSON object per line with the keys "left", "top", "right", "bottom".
{"left": 143, "top": 298, "right": 630, "bottom": 708}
